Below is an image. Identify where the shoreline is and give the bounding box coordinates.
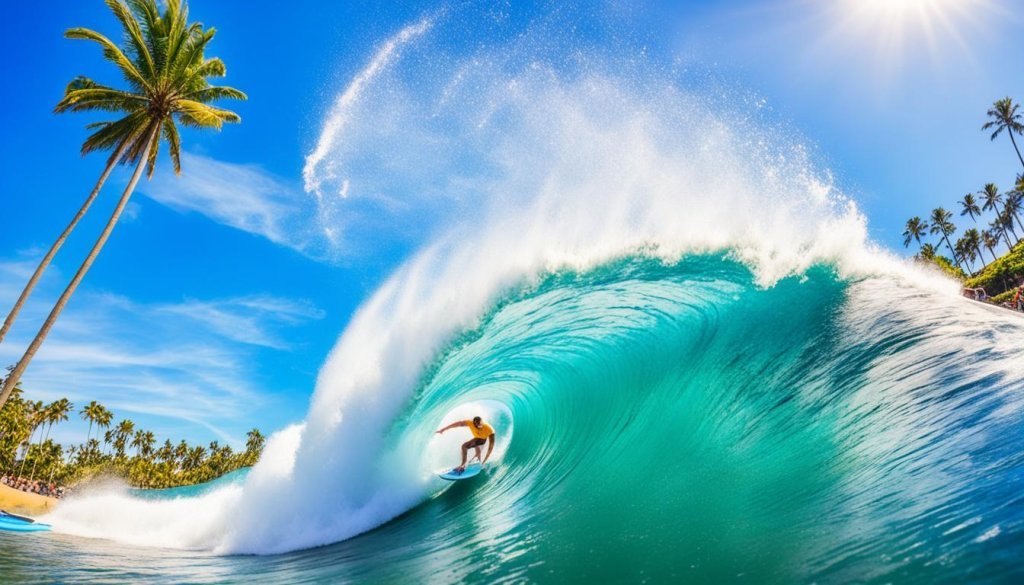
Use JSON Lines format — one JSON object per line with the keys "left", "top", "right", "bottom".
{"left": 0, "top": 483, "right": 58, "bottom": 516}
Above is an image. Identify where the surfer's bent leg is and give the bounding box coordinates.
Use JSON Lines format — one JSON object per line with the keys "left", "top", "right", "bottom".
{"left": 459, "top": 438, "right": 486, "bottom": 471}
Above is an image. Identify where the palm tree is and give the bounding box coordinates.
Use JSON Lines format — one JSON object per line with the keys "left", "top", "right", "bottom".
{"left": 955, "top": 237, "right": 976, "bottom": 273}
{"left": 114, "top": 419, "right": 135, "bottom": 459}
{"left": 982, "top": 97, "right": 1024, "bottom": 169}
{"left": 0, "top": 0, "right": 246, "bottom": 409}
{"left": 903, "top": 216, "right": 930, "bottom": 250}
{"left": 80, "top": 401, "right": 104, "bottom": 459}
{"left": 999, "top": 210, "right": 1020, "bottom": 243}
{"left": 131, "top": 429, "right": 146, "bottom": 458}
{"left": 960, "top": 193, "right": 981, "bottom": 223}
{"left": 962, "top": 228, "right": 986, "bottom": 270}
{"left": 1005, "top": 191, "right": 1024, "bottom": 235}
{"left": 917, "top": 243, "right": 937, "bottom": 261}
{"left": 980, "top": 184, "right": 1011, "bottom": 249}
{"left": 95, "top": 405, "right": 113, "bottom": 453}
{"left": 30, "top": 399, "right": 72, "bottom": 480}
{"left": 17, "top": 401, "right": 45, "bottom": 478}
{"left": 929, "top": 207, "right": 963, "bottom": 270}
{"left": 981, "top": 230, "right": 1000, "bottom": 263}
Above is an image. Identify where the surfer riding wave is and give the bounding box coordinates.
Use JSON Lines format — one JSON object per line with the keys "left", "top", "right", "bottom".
{"left": 436, "top": 416, "right": 496, "bottom": 473}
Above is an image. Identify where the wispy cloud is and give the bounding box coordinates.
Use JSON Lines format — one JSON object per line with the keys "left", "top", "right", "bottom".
{"left": 0, "top": 257, "right": 323, "bottom": 447}
{"left": 142, "top": 152, "right": 325, "bottom": 258}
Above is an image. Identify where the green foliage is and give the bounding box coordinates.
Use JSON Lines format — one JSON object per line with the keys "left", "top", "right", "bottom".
{"left": 0, "top": 386, "right": 264, "bottom": 490}
{"left": 55, "top": 0, "right": 246, "bottom": 176}
{"left": 922, "top": 254, "right": 968, "bottom": 281}
{"left": 965, "top": 241, "right": 1024, "bottom": 297}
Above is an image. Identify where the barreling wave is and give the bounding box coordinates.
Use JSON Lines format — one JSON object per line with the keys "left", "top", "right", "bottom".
{"left": 42, "top": 4, "right": 1024, "bottom": 583}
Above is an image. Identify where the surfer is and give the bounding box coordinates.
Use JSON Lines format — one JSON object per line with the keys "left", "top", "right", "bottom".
{"left": 435, "top": 416, "right": 495, "bottom": 473}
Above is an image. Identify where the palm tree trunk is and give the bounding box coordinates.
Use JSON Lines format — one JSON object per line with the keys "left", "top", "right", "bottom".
{"left": 1009, "top": 131, "right": 1024, "bottom": 170}
{"left": 0, "top": 128, "right": 157, "bottom": 409}
{"left": 942, "top": 234, "right": 964, "bottom": 271}
{"left": 0, "top": 142, "right": 129, "bottom": 345}
{"left": 29, "top": 423, "right": 52, "bottom": 480}
{"left": 1000, "top": 227, "right": 1013, "bottom": 250}
{"left": 975, "top": 245, "right": 988, "bottom": 269}
{"left": 17, "top": 424, "right": 40, "bottom": 479}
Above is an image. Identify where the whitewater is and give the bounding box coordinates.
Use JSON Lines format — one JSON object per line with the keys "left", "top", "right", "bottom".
{"left": 13, "top": 6, "right": 1024, "bottom": 583}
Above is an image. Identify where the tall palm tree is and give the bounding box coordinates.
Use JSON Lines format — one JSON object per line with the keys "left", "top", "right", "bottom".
{"left": 902, "top": 216, "right": 930, "bottom": 250}
{"left": 981, "top": 230, "right": 1000, "bottom": 263}
{"left": 0, "top": 0, "right": 246, "bottom": 409}
{"left": 1005, "top": 191, "right": 1024, "bottom": 235}
{"left": 983, "top": 97, "right": 1024, "bottom": 169}
{"left": 980, "top": 184, "right": 1011, "bottom": 249}
{"left": 30, "top": 399, "right": 72, "bottom": 480}
{"left": 999, "top": 210, "right": 1020, "bottom": 243}
{"left": 917, "top": 243, "right": 937, "bottom": 261}
{"left": 929, "top": 207, "right": 963, "bottom": 270}
{"left": 114, "top": 418, "right": 135, "bottom": 459}
{"left": 960, "top": 193, "right": 981, "bottom": 223}
{"left": 17, "top": 401, "right": 45, "bottom": 478}
{"left": 80, "top": 401, "right": 103, "bottom": 452}
{"left": 962, "top": 228, "right": 986, "bottom": 271}
{"left": 955, "top": 237, "right": 977, "bottom": 274}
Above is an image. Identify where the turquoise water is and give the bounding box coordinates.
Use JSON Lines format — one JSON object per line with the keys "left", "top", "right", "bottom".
{"left": 4, "top": 255, "right": 1023, "bottom": 583}
{"left": 127, "top": 468, "right": 250, "bottom": 501}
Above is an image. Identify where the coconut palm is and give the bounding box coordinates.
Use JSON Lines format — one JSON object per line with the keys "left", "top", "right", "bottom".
{"left": 30, "top": 399, "right": 72, "bottom": 479}
{"left": 917, "top": 243, "right": 937, "bottom": 261}
{"left": 983, "top": 97, "right": 1024, "bottom": 169}
{"left": 929, "top": 207, "right": 963, "bottom": 270}
{"left": 999, "top": 209, "right": 1020, "bottom": 244}
{"left": 0, "top": 0, "right": 246, "bottom": 409}
{"left": 1005, "top": 191, "right": 1024, "bottom": 235}
{"left": 980, "top": 184, "right": 1011, "bottom": 249}
{"left": 960, "top": 193, "right": 982, "bottom": 223}
{"left": 114, "top": 418, "right": 135, "bottom": 458}
{"left": 903, "top": 216, "right": 930, "bottom": 250}
{"left": 80, "top": 401, "right": 103, "bottom": 446}
{"left": 963, "top": 228, "right": 986, "bottom": 271}
{"left": 981, "top": 230, "right": 1000, "bottom": 263}
{"left": 955, "top": 237, "right": 977, "bottom": 273}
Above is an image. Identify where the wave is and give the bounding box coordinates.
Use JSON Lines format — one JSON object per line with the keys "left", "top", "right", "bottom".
{"left": 43, "top": 5, "right": 1024, "bottom": 582}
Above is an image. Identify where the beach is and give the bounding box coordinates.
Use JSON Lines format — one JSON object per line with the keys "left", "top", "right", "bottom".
{"left": 0, "top": 482, "right": 57, "bottom": 516}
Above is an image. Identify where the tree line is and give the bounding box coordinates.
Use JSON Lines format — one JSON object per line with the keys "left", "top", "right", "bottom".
{"left": 0, "top": 379, "right": 264, "bottom": 490}
{"left": 903, "top": 98, "right": 1024, "bottom": 278}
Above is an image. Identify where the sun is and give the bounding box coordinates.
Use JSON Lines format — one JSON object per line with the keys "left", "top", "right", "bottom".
{"left": 811, "top": 0, "right": 1004, "bottom": 79}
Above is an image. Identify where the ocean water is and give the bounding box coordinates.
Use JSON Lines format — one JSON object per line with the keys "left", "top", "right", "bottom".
{"left": 5, "top": 5, "right": 1024, "bottom": 583}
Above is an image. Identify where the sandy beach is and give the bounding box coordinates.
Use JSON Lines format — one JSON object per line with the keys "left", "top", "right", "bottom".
{"left": 0, "top": 483, "right": 58, "bottom": 516}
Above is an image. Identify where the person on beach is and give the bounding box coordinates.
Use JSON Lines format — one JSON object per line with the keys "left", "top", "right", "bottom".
{"left": 435, "top": 416, "right": 496, "bottom": 474}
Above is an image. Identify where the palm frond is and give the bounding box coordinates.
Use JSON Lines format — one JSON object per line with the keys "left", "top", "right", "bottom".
{"left": 186, "top": 85, "right": 247, "bottom": 103}
{"left": 163, "top": 118, "right": 182, "bottom": 174}
{"left": 174, "top": 99, "right": 241, "bottom": 129}
{"left": 103, "top": 0, "right": 156, "bottom": 81}
{"left": 55, "top": 77, "right": 147, "bottom": 114}
{"left": 65, "top": 27, "right": 151, "bottom": 93}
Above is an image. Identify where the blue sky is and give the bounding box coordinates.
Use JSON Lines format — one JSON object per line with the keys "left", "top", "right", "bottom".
{"left": 2, "top": 0, "right": 1022, "bottom": 449}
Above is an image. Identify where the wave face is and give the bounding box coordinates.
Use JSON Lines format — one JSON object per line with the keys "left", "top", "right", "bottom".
{"left": 40, "top": 5, "right": 1024, "bottom": 583}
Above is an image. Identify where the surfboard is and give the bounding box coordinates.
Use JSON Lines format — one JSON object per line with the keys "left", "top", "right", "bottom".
{"left": 0, "top": 510, "right": 51, "bottom": 533}
{"left": 437, "top": 462, "right": 482, "bottom": 481}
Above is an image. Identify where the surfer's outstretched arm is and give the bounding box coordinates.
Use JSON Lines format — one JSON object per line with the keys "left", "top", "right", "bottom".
{"left": 435, "top": 421, "right": 467, "bottom": 434}
{"left": 482, "top": 434, "right": 495, "bottom": 464}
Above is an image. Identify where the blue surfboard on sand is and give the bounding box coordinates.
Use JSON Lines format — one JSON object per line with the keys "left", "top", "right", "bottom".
{"left": 0, "top": 510, "right": 51, "bottom": 533}
{"left": 437, "top": 463, "right": 482, "bottom": 481}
